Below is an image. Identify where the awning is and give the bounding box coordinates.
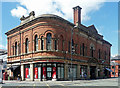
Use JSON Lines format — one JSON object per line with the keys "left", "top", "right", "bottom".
{"left": 7, "top": 65, "right": 20, "bottom": 71}
{"left": 105, "top": 68, "right": 113, "bottom": 72}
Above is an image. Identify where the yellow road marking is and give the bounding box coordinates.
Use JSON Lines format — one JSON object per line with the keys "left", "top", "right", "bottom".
{"left": 46, "top": 83, "right": 50, "bottom": 88}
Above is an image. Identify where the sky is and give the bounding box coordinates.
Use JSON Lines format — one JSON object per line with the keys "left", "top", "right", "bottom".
{"left": 0, "top": 0, "right": 119, "bottom": 57}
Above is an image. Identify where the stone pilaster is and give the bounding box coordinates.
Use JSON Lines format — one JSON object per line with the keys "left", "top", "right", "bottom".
{"left": 44, "top": 38, "right": 46, "bottom": 50}
{"left": 64, "top": 63, "right": 68, "bottom": 80}
{"left": 77, "top": 65, "right": 80, "bottom": 79}
{"left": 96, "top": 66, "right": 98, "bottom": 78}
{"left": 30, "top": 63, "right": 34, "bottom": 81}
{"left": 87, "top": 65, "right": 90, "bottom": 79}
{"left": 21, "top": 64, "right": 24, "bottom": 81}
{"left": 38, "top": 38, "right": 40, "bottom": 50}
{"left": 100, "top": 65, "right": 103, "bottom": 78}
{"left": 52, "top": 39, "right": 54, "bottom": 50}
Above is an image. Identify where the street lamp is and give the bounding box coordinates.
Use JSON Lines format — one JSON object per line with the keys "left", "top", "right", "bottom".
{"left": 101, "top": 60, "right": 105, "bottom": 78}
{"left": 71, "top": 25, "right": 77, "bottom": 81}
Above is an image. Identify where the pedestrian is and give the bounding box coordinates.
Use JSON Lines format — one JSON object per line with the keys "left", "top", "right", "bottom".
{"left": 84, "top": 73, "right": 87, "bottom": 80}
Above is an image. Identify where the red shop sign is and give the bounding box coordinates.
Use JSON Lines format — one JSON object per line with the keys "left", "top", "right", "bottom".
{"left": 43, "top": 67, "right": 46, "bottom": 79}
{"left": 52, "top": 67, "right": 56, "bottom": 79}
{"left": 35, "top": 67, "right": 38, "bottom": 79}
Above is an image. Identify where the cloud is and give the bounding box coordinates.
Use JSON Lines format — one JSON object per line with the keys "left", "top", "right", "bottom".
{"left": 11, "top": 0, "right": 106, "bottom": 22}
{"left": 11, "top": 6, "right": 28, "bottom": 18}
{"left": 0, "top": 44, "right": 7, "bottom": 49}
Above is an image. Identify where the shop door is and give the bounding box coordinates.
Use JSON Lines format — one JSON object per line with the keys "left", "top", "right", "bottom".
{"left": 47, "top": 67, "right": 52, "bottom": 80}
{"left": 90, "top": 66, "right": 96, "bottom": 79}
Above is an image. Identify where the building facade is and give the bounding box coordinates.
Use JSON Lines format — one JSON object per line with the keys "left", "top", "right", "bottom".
{"left": 0, "top": 49, "right": 7, "bottom": 81}
{"left": 5, "top": 6, "right": 111, "bottom": 81}
{"left": 0, "top": 49, "right": 7, "bottom": 73}
{"left": 111, "top": 55, "right": 120, "bottom": 77}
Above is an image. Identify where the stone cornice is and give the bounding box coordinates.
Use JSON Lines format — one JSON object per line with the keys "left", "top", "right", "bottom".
{"left": 5, "top": 14, "right": 75, "bottom": 36}
{"left": 5, "top": 14, "right": 112, "bottom": 46}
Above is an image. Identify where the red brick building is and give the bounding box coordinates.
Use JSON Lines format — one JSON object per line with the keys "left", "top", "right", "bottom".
{"left": 5, "top": 6, "right": 112, "bottom": 81}
{"left": 111, "top": 55, "right": 120, "bottom": 77}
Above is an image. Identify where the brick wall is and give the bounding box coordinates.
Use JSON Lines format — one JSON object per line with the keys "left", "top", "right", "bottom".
{"left": 6, "top": 16, "right": 111, "bottom": 66}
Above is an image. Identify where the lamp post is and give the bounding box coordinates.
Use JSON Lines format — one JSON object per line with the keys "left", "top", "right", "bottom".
{"left": 71, "top": 26, "right": 77, "bottom": 81}
{"left": 19, "top": 30, "right": 22, "bottom": 81}
{"left": 101, "top": 60, "right": 105, "bottom": 78}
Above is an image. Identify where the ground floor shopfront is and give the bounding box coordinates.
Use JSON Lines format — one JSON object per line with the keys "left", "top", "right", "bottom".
{"left": 7, "top": 60, "right": 110, "bottom": 81}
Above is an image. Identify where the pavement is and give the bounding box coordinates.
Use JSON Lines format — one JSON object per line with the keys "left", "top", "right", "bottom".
{"left": 0, "top": 78, "right": 119, "bottom": 88}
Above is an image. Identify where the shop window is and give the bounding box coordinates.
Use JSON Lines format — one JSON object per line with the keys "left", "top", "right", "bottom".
{"left": 68, "top": 65, "right": 77, "bottom": 79}
{"left": 54, "top": 40, "right": 57, "bottom": 50}
{"left": 25, "top": 65, "right": 30, "bottom": 79}
{"left": 34, "top": 64, "right": 41, "bottom": 79}
{"left": 34, "top": 35, "right": 38, "bottom": 51}
{"left": 25, "top": 38, "right": 29, "bottom": 53}
{"left": 41, "top": 36, "right": 44, "bottom": 50}
{"left": 42, "top": 64, "right": 46, "bottom": 79}
{"left": 15, "top": 42, "right": 17, "bottom": 55}
{"left": 80, "top": 65, "right": 87, "bottom": 78}
{"left": 57, "top": 64, "right": 64, "bottom": 79}
{"left": 46, "top": 33, "right": 52, "bottom": 50}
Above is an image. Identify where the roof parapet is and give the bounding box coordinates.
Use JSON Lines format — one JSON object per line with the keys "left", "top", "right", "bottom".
{"left": 20, "top": 11, "right": 35, "bottom": 24}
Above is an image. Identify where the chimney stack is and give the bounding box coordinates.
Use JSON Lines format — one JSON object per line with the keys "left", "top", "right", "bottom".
{"left": 73, "top": 6, "right": 82, "bottom": 26}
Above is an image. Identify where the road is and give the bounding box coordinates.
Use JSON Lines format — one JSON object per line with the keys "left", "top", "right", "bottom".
{"left": 0, "top": 78, "right": 119, "bottom": 88}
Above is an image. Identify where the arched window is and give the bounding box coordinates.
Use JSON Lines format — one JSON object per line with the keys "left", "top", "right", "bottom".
{"left": 90, "top": 43, "right": 95, "bottom": 57}
{"left": 98, "top": 49, "right": 101, "bottom": 59}
{"left": 13, "top": 46, "right": 14, "bottom": 55}
{"left": 68, "top": 41, "right": 70, "bottom": 53}
{"left": 75, "top": 44, "right": 78, "bottom": 54}
{"left": 82, "top": 43, "right": 84, "bottom": 56}
{"left": 91, "top": 46, "right": 94, "bottom": 57}
{"left": 54, "top": 39, "right": 57, "bottom": 50}
{"left": 71, "top": 39, "right": 74, "bottom": 54}
{"left": 72, "top": 39, "right": 74, "bottom": 47}
{"left": 15, "top": 42, "right": 17, "bottom": 55}
{"left": 104, "top": 51, "right": 107, "bottom": 59}
{"left": 41, "top": 36, "right": 44, "bottom": 50}
{"left": 46, "top": 33, "right": 52, "bottom": 50}
{"left": 34, "top": 35, "right": 38, "bottom": 51}
{"left": 25, "top": 38, "right": 29, "bottom": 53}
{"left": 18, "top": 43, "right": 21, "bottom": 55}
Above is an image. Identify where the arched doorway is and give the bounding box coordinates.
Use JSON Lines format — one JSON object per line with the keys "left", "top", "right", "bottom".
{"left": 88, "top": 58, "right": 99, "bottom": 79}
